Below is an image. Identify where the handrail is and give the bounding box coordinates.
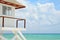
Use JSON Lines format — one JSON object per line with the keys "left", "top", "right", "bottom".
{"left": 0, "top": 16, "right": 26, "bottom": 28}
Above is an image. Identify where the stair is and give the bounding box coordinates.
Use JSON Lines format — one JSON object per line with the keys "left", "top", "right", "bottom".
{"left": 12, "top": 31, "right": 26, "bottom": 40}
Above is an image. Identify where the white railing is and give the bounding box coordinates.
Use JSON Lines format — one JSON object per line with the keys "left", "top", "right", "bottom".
{"left": 0, "top": 16, "right": 26, "bottom": 28}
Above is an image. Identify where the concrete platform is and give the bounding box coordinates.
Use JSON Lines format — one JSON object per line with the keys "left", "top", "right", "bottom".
{"left": 0, "top": 27, "right": 26, "bottom": 31}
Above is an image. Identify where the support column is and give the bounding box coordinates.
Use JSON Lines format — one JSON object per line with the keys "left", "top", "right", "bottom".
{"left": 0, "top": 29, "right": 3, "bottom": 40}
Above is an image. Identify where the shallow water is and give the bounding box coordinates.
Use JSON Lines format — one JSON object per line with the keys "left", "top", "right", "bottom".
{"left": 2, "top": 33, "right": 60, "bottom": 40}
{"left": 24, "top": 34, "right": 60, "bottom": 40}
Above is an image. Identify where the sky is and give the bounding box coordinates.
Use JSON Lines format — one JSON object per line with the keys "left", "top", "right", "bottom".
{"left": 16, "top": 0, "right": 60, "bottom": 33}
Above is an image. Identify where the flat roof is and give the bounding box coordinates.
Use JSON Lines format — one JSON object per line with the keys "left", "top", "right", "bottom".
{"left": 0, "top": 0, "right": 25, "bottom": 9}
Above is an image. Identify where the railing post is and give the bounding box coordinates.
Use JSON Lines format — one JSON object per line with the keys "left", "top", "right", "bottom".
{"left": 16, "top": 20, "right": 18, "bottom": 28}
{"left": 24, "top": 19, "right": 26, "bottom": 28}
{"left": 2, "top": 16, "right": 4, "bottom": 27}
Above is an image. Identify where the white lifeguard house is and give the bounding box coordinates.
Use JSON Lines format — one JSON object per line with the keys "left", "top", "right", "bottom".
{"left": 0, "top": 0, "right": 26, "bottom": 40}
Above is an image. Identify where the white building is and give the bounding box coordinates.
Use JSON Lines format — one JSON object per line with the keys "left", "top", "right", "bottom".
{"left": 0, "top": 0, "right": 26, "bottom": 30}
{"left": 0, "top": 0, "right": 26, "bottom": 40}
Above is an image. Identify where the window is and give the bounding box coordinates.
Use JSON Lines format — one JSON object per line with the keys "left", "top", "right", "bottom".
{"left": 2, "top": 6, "right": 12, "bottom": 16}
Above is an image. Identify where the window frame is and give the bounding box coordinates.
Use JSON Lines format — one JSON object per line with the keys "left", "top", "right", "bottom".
{"left": 2, "top": 5, "right": 12, "bottom": 16}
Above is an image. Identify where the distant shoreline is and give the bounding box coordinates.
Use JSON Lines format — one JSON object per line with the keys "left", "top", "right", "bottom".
{"left": 3, "top": 33, "right": 60, "bottom": 35}
{"left": 23, "top": 33, "right": 60, "bottom": 35}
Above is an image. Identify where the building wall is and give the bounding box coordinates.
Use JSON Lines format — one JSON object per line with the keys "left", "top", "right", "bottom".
{"left": 0, "top": 3, "right": 2, "bottom": 27}
{"left": 0, "top": 3, "right": 16, "bottom": 28}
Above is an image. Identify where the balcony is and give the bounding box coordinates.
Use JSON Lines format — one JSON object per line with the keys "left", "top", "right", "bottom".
{"left": 0, "top": 16, "right": 26, "bottom": 31}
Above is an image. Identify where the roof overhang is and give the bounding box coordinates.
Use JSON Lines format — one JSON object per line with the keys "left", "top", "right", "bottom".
{"left": 0, "top": 0, "right": 25, "bottom": 9}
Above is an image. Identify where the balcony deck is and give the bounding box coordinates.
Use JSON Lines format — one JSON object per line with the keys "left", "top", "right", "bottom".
{"left": 0, "top": 27, "right": 26, "bottom": 31}
{"left": 0, "top": 16, "right": 26, "bottom": 31}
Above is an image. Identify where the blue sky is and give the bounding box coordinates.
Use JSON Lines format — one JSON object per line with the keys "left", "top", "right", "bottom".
{"left": 16, "top": 0, "right": 60, "bottom": 33}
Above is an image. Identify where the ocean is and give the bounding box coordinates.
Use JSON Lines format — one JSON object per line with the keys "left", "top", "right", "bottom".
{"left": 2, "top": 33, "right": 60, "bottom": 40}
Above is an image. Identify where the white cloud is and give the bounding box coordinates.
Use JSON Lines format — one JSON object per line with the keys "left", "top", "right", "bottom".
{"left": 16, "top": 0, "right": 60, "bottom": 25}
{"left": 33, "top": 14, "right": 39, "bottom": 20}
{"left": 37, "top": 3, "right": 55, "bottom": 13}
{"left": 37, "top": 2, "right": 60, "bottom": 24}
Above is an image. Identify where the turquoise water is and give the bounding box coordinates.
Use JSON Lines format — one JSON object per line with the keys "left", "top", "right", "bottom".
{"left": 2, "top": 34, "right": 60, "bottom": 40}
{"left": 24, "top": 34, "right": 60, "bottom": 40}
